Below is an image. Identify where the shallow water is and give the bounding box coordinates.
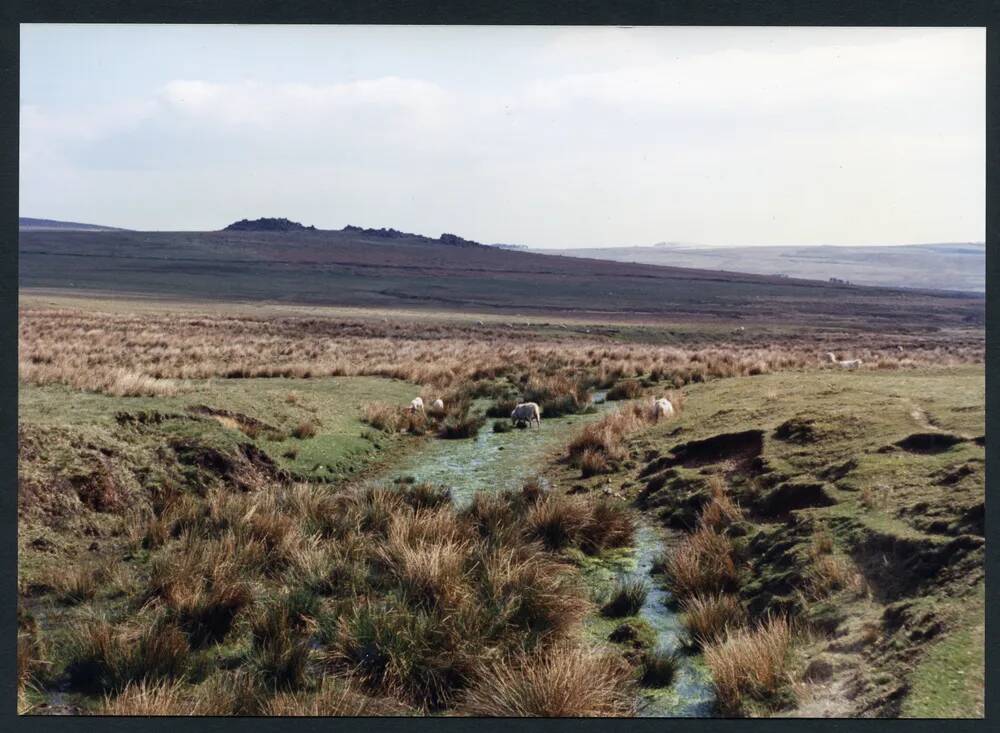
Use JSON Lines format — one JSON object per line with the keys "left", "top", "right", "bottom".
{"left": 376, "top": 396, "right": 715, "bottom": 717}
{"left": 580, "top": 522, "right": 715, "bottom": 717}
{"left": 387, "top": 409, "right": 596, "bottom": 505}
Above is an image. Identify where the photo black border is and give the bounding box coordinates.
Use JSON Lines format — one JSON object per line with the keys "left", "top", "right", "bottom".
{"left": 1, "top": 1, "right": 995, "bottom": 731}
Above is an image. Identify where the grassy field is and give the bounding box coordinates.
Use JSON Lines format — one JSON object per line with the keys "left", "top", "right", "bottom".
{"left": 539, "top": 366, "right": 985, "bottom": 717}
{"left": 16, "top": 293, "right": 984, "bottom": 718}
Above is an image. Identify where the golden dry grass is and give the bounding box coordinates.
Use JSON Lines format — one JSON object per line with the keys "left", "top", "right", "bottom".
{"left": 698, "top": 477, "right": 744, "bottom": 531}
{"left": 460, "top": 643, "right": 636, "bottom": 717}
{"left": 566, "top": 401, "right": 656, "bottom": 474}
{"left": 681, "top": 592, "right": 747, "bottom": 646}
{"left": 805, "top": 529, "right": 863, "bottom": 599}
{"left": 20, "top": 305, "right": 976, "bottom": 397}
{"left": 703, "top": 615, "right": 792, "bottom": 713}
{"left": 99, "top": 679, "right": 197, "bottom": 716}
{"left": 664, "top": 526, "right": 739, "bottom": 600}
{"left": 77, "top": 479, "right": 629, "bottom": 713}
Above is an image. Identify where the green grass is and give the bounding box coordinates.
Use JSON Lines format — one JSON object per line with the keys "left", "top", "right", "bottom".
{"left": 19, "top": 375, "right": 417, "bottom": 481}
{"left": 901, "top": 585, "right": 985, "bottom": 718}
{"left": 600, "top": 365, "right": 985, "bottom": 717}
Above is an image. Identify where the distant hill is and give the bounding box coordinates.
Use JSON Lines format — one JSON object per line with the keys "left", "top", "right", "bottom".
{"left": 19, "top": 217, "right": 127, "bottom": 232}
{"left": 224, "top": 218, "right": 317, "bottom": 232}
{"left": 535, "top": 242, "right": 985, "bottom": 293}
{"left": 18, "top": 227, "right": 983, "bottom": 330}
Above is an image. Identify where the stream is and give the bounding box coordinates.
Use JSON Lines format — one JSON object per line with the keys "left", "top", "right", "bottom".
{"left": 375, "top": 399, "right": 714, "bottom": 717}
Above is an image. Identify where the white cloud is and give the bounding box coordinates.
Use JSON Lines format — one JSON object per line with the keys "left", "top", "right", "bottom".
{"left": 18, "top": 27, "right": 984, "bottom": 245}
{"left": 161, "top": 77, "right": 454, "bottom": 130}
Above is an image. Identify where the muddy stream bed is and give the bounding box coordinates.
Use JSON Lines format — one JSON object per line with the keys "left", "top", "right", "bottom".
{"left": 374, "top": 399, "right": 714, "bottom": 717}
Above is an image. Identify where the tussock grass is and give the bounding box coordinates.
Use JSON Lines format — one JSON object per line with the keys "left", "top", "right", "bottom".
{"left": 524, "top": 493, "right": 634, "bottom": 554}
{"left": 601, "top": 578, "right": 649, "bottom": 618}
{"left": 46, "top": 563, "right": 106, "bottom": 605}
{"left": 566, "top": 401, "right": 655, "bottom": 476}
{"left": 361, "top": 401, "right": 404, "bottom": 432}
{"left": 664, "top": 527, "right": 739, "bottom": 600}
{"left": 805, "top": 529, "right": 862, "bottom": 599}
{"left": 109, "top": 481, "right": 611, "bottom": 713}
{"left": 698, "top": 475, "right": 743, "bottom": 531}
{"left": 606, "top": 379, "right": 644, "bottom": 401}
{"left": 438, "top": 414, "right": 485, "bottom": 439}
{"left": 19, "top": 306, "right": 977, "bottom": 399}
{"left": 248, "top": 597, "right": 313, "bottom": 690}
{"left": 291, "top": 420, "right": 317, "bottom": 439}
{"left": 703, "top": 615, "right": 792, "bottom": 713}
{"left": 18, "top": 608, "right": 47, "bottom": 704}
{"left": 460, "top": 643, "right": 635, "bottom": 717}
{"left": 100, "top": 679, "right": 197, "bottom": 716}
{"left": 522, "top": 375, "right": 591, "bottom": 417}
{"left": 639, "top": 648, "right": 680, "bottom": 688}
{"left": 264, "top": 678, "right": 404, "bottom": 716}
{"left": 681, "top": 593, "right": 747, "bottom": 647}
{"left": 64, "top": 618, "right": 190, "bottom": 693}
{"left": 579, "top": 448, "right": 609, "bottom": 477}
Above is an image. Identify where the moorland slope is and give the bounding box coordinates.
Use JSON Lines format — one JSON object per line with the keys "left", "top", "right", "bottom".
{"left": 19, "top": 227, "right": 983, "bottom": 328}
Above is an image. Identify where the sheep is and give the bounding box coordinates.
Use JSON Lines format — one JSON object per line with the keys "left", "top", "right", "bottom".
{"left": 651, "top": 397, "right": 675, "bottom": 421}
{"left": 733, "top": 326, "right": 746, "bottom": 334}
{"left": 409, "top": 397, "right": 425, "bottom": 413}
{"left": 510, "top": 402, "right": 542, "bottom": 428}
{"left": 430, "top": 398, "right": 445, "bottom": 412}
{"left": 826, "top": 352, "right": 863, "bottom": 370}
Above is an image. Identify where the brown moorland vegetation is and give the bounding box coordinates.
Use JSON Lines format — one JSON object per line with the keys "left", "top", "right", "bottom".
{"left": 19, "top": 305, "right": 982, "bottom": 398}
{"left": 21, "top": 471, "right": 638, "bottom": 716}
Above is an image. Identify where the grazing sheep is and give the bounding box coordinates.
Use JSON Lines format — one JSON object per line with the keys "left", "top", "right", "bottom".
{"left": 431, "top": 398, "right": 445, "bottom": 411}
{"left": 510, "top": 402, "right": 542, "bottom": 428}
{"left": 826, "top": 352, "right": 863, "bottom": 370}
{"left": 733, "top": 326, "right": 746, "bottom": 334}
{"left": 476, "top": 320, "right": 484, "bottom": 326}
{"left": 651, "top": 397, "right": 675, "bottom": 421}
{"left": 409, "top": 397, "right": 425, "bottom": 413}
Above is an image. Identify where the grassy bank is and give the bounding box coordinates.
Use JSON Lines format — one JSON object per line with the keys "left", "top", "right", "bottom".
{"left": 541, "top": 366, "right": 985, "bottom": 717}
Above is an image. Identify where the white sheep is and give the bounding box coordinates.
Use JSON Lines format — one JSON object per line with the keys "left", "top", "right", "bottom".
{"left": 409, "top": 397, "right": 425, "bottom": 413}
{"left": 651, "top": 397, "right": 675, "bottom": 421}
{"left": 511, "top": 402, "right": 542, "bottom": 428}
{"left": 826, "top": 352, "right": 863, "bottom": 370}
{"left": 431, "top": 398, "right": 445, "bottom": 412}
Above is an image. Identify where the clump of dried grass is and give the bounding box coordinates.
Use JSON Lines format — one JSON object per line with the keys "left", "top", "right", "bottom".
{"left": 805, "top": 528, "right": 862, "bottom": 599}
{"left": 460, "top": 643, "right": 635, "bottom": 717}
{"left": 681, "top": 592, "right": 747, "bottom": 646}
{"left": 664, "top": 527, "right": 739, "bottom": 600}
{"left": 703, "top": 615, "right": 792, "bottom": 713}
{"left": 566, "top": 401, "right": 654, "bottom": 476}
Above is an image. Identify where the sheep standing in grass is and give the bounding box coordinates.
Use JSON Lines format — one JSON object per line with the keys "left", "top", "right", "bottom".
{"left": 409, "top": 397, "right": 425, "bottom": 413}
{"left": 511, "top": 402, "right": 542, "bottom": 428}
{"left": 825, "top": 352, "right": 863, "bottom": 370}
{"left": 651, "top": 397, "right": 675, "bottom": 422}
{"left": 431, "top": 398, "right": 445, "bottom": 412}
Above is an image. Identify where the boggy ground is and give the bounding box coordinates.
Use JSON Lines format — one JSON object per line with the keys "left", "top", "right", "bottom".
{"left": 544, "top": 366, "right": 984, "bottom": 717}
{"left": 18, "top": 378, "right": 642, "bottom": 716}
{"left": 17, "top": 296, "right": 985, "bottom": 717}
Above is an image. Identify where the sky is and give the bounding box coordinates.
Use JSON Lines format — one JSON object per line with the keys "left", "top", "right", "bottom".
{"left": 20, "top": 25, "right": 985, "bottom": 248}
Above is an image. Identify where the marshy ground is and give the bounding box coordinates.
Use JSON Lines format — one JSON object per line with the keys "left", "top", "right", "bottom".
{"left": 17, "top": 294, "right": 984, "bottom": 717}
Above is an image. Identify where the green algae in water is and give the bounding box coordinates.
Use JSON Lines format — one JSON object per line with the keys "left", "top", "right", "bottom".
{"left": 582, "top": 521, "right": 715, "bottom": 717}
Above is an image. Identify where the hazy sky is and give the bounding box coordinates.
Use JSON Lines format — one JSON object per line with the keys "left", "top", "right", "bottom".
{"left": 20, "top": 25, "right": 984, "bottom": 248}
